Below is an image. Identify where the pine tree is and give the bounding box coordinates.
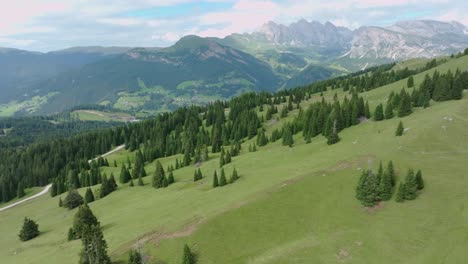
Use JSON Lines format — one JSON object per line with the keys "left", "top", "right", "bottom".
{"left": 327, "top": 120, "right": 340, "bottom": 145}
{"left": 120, "top": 165, "right": 131, "bottom": 184}
{"left": 219, "top": 168, "right": 227, "bottom": 186}
{"left": 72, "top": 204, "right": 99, "bottom": 239}
{"left": 407, "top": 76, "right": 414, "bottom": 87}
{"left": 374, "top": 104, "right": 384, "bottom": 121}
{"left": 17, "top": 182, "right": 25, "bottom": 198}
{"left": 63, "top": 189, "right": 84, "bottom": 209}
{"left": 19, "top": 217, "right": 40, "bottom": 241}
{"left": 213, "top": 171, "right": 219, "bottom": 188}
{"left": 182, "top": 244, "right": 195, "bottom": 264}
{"left": 229, "top": 167, "right": 239, "bottom": 183}
{"left": 282, "top": 125, "right": 294, "bottom": 147}
{"left": 128, "top": 250, "right": 143, "bottom": 264}
{"left": 167, "top": 171, "right": 175, "bottom": 185}
{"left": 415, "top": 170, "right": 424, "bottom": 190}
{"left": 395, "top": 183, "right": 406, "bottom": 202}
{"left": 395, "top": 121, "right": 404, "bottom": 136}
{"left": 398, "top": 90, "right": 412, "bottom": 117}
{"left": 377, "top": 163, "right": 393, "bottom": 201}
{"left": 79, "top": 224, "right": 111, "bottom": 264}
{"left": 152, "top": 161, "right": 165, "bottom": 188}
{"left": 84, "top": 188, "right": 95, "bottom": 204}
{"left": 384, "top": 102, "right": 394, "bottom": 119}
{"left": 404, "top": 169, "right": 418, "bottom": 200}
{"left": 386, "top": 161, "right": 396, "bottom": 187}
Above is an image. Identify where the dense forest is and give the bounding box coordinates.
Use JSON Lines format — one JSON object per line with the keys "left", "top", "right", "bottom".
{"left": 0, "top": 55, "right": 466, "bottom": 204}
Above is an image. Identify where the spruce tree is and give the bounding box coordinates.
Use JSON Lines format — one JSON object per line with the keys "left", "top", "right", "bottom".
{"left": 128, "top": 250, "right": 143, "bottom": 264}
{"left": 84, "top": 188, "right": 95, "bottom": 204}
{"left": 152, "top": 161, "right": 165, "bottom": 188}
{"left": 282, "top": 125, "right": 294, "bottom": 147}
{"left": 72, "top": 204, "right": 99, "bottom": 239}
{"left": 213, "top": 171, "right": 219, "bottom": 188}
{"left": 404, "top": 169, "right": 418, "bottom": 200}
{"left": 327, "top": 120, "right": 340, "bottom": 145}
{"left": 79, "top": 224, "right": 111, "bottom": 264}
{"left": 415, "top": 170, "right": 424, "bottom": 190}
{"left": 219, "top": 168, "right": 227, "bottom": 186}
{"left": 395, "top": 121, "right": 404, "bottom": 136}
{"left": 384, "top": 102, "right": 394, "bottom": 119}
{"left": 387, "top": 161, "right": 396, "bottom": 187}
{"left": 167, "top": 171, "right": 175, "bottom": 185}
{"left": 398, "top": 90, "right": 412, "bottom": 117}
{"left": 19, "top": 217, "right": 40, "bottom": 241}
{"left": 63, "top": 189, "right": 84, "bottom": 209}
{"left": 229, "top": 167, "right": 239, "bottom": 183}
{"left": 396, "top": 183, "right": 406, "bottom": 202}
{"left": 407, "top": 76, "right": 414, "bottom": 88}
{"left": 374, "top": 104, "right": 384, "bottom": 121}
{"left": 182, "top": 244, "right": 195, "bottom": 264}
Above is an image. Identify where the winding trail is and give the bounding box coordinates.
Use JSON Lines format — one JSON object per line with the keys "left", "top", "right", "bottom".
{"left": 0, "top": 144, "right": 125, "bottom": 212}
{"left": 0, "top": 184, "right": 52, "bottom": 212}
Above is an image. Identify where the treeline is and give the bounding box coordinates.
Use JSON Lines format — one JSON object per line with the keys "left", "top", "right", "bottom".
{"left": 1, "top": 52, "right": 466, "bottom": 204}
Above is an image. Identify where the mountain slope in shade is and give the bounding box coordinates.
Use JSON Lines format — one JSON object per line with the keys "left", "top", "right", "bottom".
{"left": 37, "top": 36, "right": 280, "bottom": 114}
{"left": 0, "top": 47, "right": 131, "bottom": 103}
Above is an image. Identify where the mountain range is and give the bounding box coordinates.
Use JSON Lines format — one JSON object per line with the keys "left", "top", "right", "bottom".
{"left": 1, "top": 19, "right": 467, "bottom": 116}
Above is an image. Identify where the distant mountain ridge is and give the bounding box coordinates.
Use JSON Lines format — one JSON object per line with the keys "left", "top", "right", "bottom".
{"left": 0, "top": 19, "right": 467, "bottom": 116}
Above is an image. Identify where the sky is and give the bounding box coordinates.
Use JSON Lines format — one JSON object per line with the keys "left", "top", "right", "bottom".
{"left": 0, "top": 0, "right": 467, "bottom": 52}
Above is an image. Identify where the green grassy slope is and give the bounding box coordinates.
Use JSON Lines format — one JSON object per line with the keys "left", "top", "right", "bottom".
{"left": 0, "top": 56, "right": 467, "bottom": 264}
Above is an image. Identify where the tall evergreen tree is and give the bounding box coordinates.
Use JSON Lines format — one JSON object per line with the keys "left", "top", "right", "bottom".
{"left": 72, "top": 204, "right": 99, "bottom": 240}
{"left": 398, "top": 90, "right": 412, "bottom": 117}
{"left": 167, "top": 171, "right": 175, "bottom": 185}
{"left": 395, "top": 183, "right": 406, "bottom": 203}
{"left": 79, "top": 224, "right": 111, "bottom": 264}
{"left": 182, "top": 244, "right": 195, "bottom": 264}
{"left": 404, "top": 169, "right": 418, "bottom": 200}
{"left": 395, "top": 121, "right": 404, "bottom": 136}
{"left": 384, "top": 102, "right": 394, "bottom": 119}
{"left": 374, "top": 104, "right": 384, "bottom": 121}
{"left": 212, "top": 171, "right": 219, "bottom": 188}
{"left": 219, "top": 168, "right": 227, "bottom": 186}
{"left": 84, "top": 188, "right": 95, "bottom": 204}
{"left": 415, "top": 170, "right": 424, "bottom": 190}
{"left": 407, "top": 76, "right": 414, "bottom": 87}
{"left": 229, "top": 167, "right": 239, "bottom": 183}
{"left": 128, "top": 250, "right": 143, "bottom": 264}
{"left": 152, "top": 161, "right": 166, "bottom": 188}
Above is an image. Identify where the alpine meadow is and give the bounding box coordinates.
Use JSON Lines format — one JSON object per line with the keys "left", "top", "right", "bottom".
{"left": 1, "top": 2, "right": 468, "bottom": 264}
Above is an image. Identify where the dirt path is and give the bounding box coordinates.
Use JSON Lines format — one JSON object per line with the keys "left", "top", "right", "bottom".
{"left": 89, "top": 144, "right": 125, "bottom": 162}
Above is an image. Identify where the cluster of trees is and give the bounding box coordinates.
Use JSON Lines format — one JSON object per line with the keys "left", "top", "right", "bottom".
{"left": 18, "top": 217, "right": 40, "bottom": 241}
{"left": 356, "top": 161, "right": 396, "bottom": 206}
{"left": 396, "top": 169, "right": 424, "bottom": 202}
{"left": 213, "top": 168, "right": 239, "bottom": 188}
{"left": 356, "top": 161, "right": 424, "bottom": 206}
{"left": 152, "top": 161, "right": 175, "bottom": 188}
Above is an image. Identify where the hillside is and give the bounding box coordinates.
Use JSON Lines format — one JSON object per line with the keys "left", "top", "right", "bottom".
{"left": 0, "top": 54, "right": 467, "bottom": 263}
{"left": 32, "top": 36, "right": 279, "bottom": 114}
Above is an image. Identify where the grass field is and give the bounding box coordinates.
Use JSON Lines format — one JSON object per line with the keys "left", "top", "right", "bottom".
{"left": 72, "top": 110, "right": 137, "bottom": 122}
{"left": 1, "top": 56, "right": 467, "bottom": 264}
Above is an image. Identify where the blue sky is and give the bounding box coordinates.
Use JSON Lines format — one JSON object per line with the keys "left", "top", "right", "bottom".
{"left": 0, "top": 0, "right": 467, "bottom": 52}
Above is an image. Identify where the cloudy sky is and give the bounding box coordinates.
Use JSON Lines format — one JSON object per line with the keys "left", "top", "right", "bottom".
{"left": 1, "top": 0, "right": 467, "bottom": 52}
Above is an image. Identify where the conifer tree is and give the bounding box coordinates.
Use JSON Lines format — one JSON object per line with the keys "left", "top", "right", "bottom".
{"left": 387, "top": 161, "right": 396, "bottom": 186}
{"left": 72, "top": 204, "right": 99, "bottom": 239}
{"left": 415, "top": 170, "right": 424, "bottom": 190}
{"left": 84, "top": 188, "right": 95, "bottom": 204}
{"left": 63, "top": 189, "right": 84, "bottom": 209}
{"left": 404, "top": 169, "right": 418, "bottom": 200}
{"left": 398, "top": 90, "right": 412, "bottom": 117}
{"left": 213, "top": 171, "right": 219, "bottom": 188}
{"left": 377, "top": 164, "right": 393, "bottom": 201}
{"left": 374, "top": 104, "right": 384, "bottom": 121}
{"left": 167, "top": 171, "right": 175, "bottom": 185}
{"left": 384, "top": 102, "right": 394, "bottom": 119}
{"left": 229, "top": 167, "right": 239, "bottom": 183}
{"left": 59, "top": 197, "right": 63, "bottom": 207}
{"left": 396, "top": 183, "right": 406, "bottom": 202}
{"left": 327, "top": 120, "right": 340, "bottom": 145}
{"left": 17, "top": 182, "right": 25, "bottom": 198}
{"left": 79, "top": 224, "right": 111, "bottom": 264}
{"left": 182, "top": 244, "right": 195, "bottom": 264}
{"left": 282, "top": 125, "right": 294, "bottom": 147}
{"left": 128, "top": 250, "right": 143, "bottom": 264}
{"left": 152, "top": 161, "right": 165, "bottom": 188}
{"left": 395, "top": 121, "right": 404, "bottom": 136}
{"left": 120, "top": 165, "right": 131, "bottom": 184}
{"left": 219, "top": 151, "right": 225, "bottom": 168}
{"left": 407, "top": 76, "right": 414, "bottom": 87}
{"left": 19, "top": 217, "right": 40, "bottom": 241}
{"left": 219, "top": 168, "right": 227, "bottom": 186}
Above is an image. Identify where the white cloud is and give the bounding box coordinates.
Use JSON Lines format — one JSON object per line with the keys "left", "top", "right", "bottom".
{"left": 0, "top": 37, "right": 37, "bottom": 47}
